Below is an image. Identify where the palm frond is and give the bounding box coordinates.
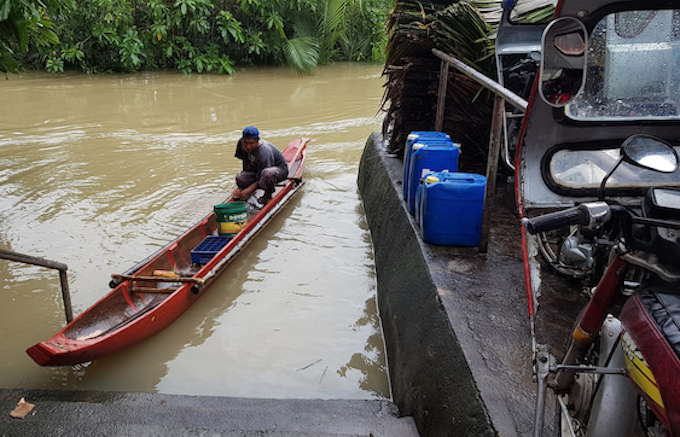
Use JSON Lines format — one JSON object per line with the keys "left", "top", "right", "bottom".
{"left": 319, "top": 0, "right": 349, "bottom": 60}
{"left": 284, "top": 36, "right": 320, "bottom": 75}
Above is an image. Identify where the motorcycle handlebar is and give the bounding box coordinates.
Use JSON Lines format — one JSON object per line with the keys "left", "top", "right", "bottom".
{"left": 523, "top": 202, "right": 612, "bottom": 234}
{"left": 523, "top": 206, "right": 585, "bottom": 234}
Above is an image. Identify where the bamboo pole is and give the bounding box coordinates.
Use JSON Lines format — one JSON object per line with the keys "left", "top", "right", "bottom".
{"left": 0, "top": 249, "right": 73, "bottom": 323}
{"left": 432, "top": 49, "right": 528, "bottom": 111}
{"left": 435, "top": 60, "right": 449, "bottom": 131}
{"left": 479, "top": 95, "right": 504, "bottom": 253}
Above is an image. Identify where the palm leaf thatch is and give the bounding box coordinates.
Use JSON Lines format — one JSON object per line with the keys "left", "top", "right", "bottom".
{"left": 381, "top": 0, "right": 553, "bottom": 172}
{"left": 381, "top": 0, "right": 496, "bottom": 173}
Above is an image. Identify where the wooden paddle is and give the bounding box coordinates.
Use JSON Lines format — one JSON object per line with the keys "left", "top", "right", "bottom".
{"left": 287, "top": 138, "right": 310, "bottom": 178}
{"left": 111, "top": 273, "right": 205, "bottom": 286}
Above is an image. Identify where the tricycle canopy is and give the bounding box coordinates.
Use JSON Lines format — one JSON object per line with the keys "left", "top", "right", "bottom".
{"left": 518, "top": 0, "right": 680, "bottom": 211}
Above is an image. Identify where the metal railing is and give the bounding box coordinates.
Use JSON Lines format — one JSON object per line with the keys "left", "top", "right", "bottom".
{"left": 432, "top": 48, "right": 527, "bottom": 253}
{"left": 0, "top": 249, "right": 73, "bottom": 323}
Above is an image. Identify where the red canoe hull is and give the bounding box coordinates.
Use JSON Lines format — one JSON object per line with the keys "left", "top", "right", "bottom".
{"left": 27, "top": 138, "right": 309, "bottom": 366}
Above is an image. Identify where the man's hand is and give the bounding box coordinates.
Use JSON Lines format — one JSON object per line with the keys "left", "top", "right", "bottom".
{"left": 232, "top": 181, "right": 258, "bottom": 200}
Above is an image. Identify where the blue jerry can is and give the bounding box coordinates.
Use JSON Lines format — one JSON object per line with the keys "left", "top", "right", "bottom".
{"left": 402, "top": 131, "right": 451, "bottom": 201}
{"left": 407, "top": 145, "right": 460, "bottom": 215}
{"left": 420, "top": 172, "right": 487, "bottom": 246}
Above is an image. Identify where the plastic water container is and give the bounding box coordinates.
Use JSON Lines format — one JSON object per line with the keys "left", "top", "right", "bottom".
{"left": 407, "top": 144, "right": 460, "bottom": 215}
{"left": 420, "top": 172, "right": 487, "bottom": 246}
{"left": 403, "top": 131, "right": 451, "bottom": 201}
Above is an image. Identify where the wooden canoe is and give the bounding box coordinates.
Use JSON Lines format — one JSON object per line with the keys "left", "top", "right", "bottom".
{"left": 27, "top": 138, "right": 309, "bottom": 366}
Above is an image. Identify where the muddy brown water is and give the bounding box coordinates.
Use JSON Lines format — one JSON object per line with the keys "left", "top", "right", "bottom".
{"left": 0, "top": 64, "right": 390, "bottom": 399}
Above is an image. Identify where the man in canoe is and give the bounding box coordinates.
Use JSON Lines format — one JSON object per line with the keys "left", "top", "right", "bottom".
{"left": 231, "top": 126, "right": 288, "bottom": 205}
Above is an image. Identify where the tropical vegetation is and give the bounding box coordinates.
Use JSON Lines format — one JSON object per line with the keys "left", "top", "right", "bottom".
{"left": 0, "top": 0, "right": 73, "bottom": 74}
{"left": 1, "top": 0, "right": 392, "bottom": 75}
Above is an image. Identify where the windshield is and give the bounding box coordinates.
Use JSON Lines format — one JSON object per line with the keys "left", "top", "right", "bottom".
{"left": 567, "top": 9, "right": 680, "bottom": 121}
{"left": 549, "top": 147, "right": 680, "bottom": 189}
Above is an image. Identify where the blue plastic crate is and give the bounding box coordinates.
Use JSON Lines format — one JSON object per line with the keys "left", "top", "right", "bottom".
{"left": 191, "top": 236, "right": 232, "bottom": 264}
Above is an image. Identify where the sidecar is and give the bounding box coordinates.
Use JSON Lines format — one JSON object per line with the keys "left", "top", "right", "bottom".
{"left": 495, "top": 0, "right": 550, "bottom": 171}
{"left": 515, "top": 0, "right": 680, "bottom": 435}
{"left": 495, "top": 0, "right": 555, "bottom": 172}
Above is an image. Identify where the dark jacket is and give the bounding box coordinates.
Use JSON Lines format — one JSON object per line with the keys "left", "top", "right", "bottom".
{"left": 235, "top": 139, "right": 288, "bottom": 178}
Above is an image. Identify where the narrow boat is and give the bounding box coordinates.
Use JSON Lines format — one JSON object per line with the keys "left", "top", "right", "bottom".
{"left": 27, "top": 138, "right": 309, "bottom": 366}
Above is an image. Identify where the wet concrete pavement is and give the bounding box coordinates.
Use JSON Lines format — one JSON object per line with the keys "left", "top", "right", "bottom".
{"left": 358, "top": 133, "right": 560, "bottom": 436}
{"left": 0, "top": 389, "right": 419, "bottom": 437}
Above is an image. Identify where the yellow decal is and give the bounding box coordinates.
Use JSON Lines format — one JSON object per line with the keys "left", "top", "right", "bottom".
{"left": 621, "top": 332, "right": 664, "bottom": 409}
{"left": 219, "top": 221, "right": 246, "bottom": 234}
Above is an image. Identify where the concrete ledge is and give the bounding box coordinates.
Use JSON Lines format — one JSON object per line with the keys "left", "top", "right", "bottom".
{"left": 358, "top": 133, "right": 543, "bottom": 437}
{"left": 0, "top": 389, "right": 418, "bottom": 437}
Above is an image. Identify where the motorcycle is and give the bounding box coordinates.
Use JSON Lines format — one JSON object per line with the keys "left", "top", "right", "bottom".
{"left": 525, "top": 135, "right": 680, "bottom": 437}
{"left": 512, "top": 2, "right": 680, "bottom": 436}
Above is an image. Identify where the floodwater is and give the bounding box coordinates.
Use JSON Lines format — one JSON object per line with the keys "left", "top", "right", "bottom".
{"left": 0, "top": 63, "right": 390, "bottom": 399}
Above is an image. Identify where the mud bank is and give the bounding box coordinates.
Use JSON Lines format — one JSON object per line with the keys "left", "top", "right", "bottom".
{"left": 358, "top": 133, "right": 550, "bottom": 437}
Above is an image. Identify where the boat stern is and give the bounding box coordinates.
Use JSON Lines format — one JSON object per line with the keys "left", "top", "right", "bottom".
{"left": 26, "top": 341, "right": 86, "bottom": 367}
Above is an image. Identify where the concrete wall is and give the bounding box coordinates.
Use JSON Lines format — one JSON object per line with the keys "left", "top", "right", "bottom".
{"left": 358, "top": 133, "right": 496, "bottom": 437}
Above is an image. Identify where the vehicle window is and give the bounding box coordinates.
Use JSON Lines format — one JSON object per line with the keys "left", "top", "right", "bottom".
{"left": 567, "top": 9, "right": 680, "bottom": 121}
{"left": 509, "top": 0, "right": 557, "bottom": 25}
{"left": 550, "top": 147, "right": 680, "bottom": 189}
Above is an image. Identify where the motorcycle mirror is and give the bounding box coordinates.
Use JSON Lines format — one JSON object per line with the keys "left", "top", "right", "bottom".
{"left": 621, "top": 135, "right": 679, "bottom": 173}
{"left": 598, "top": 135, "right": 678, "bottom": 200}
{"left": 539, "top": 17, "right": 587, "bottom": 108}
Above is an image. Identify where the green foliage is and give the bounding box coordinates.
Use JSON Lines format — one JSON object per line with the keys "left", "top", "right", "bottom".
{"left": 284, "top": 36, "right": 319, "bottom": 75}
{"left": 217, "top": 11, "right": 244, "bottom": 44}
{"left": 119, "top": 29, "right": 145, "bottom": 71}
{"left": 0, "top": 0, "right": 72, "bottom": 74}
{"left": 13, "top": 0, "right": 392, "bottom": 74}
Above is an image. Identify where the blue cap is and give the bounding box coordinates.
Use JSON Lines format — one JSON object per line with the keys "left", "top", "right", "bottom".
{"left": 242, "top": 126, "right": 259, "bottom": 139}
{"left": 502, "top": 0, "right": 517, "bottom": 10}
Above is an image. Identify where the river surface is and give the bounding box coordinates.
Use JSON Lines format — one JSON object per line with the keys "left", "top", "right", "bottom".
{"left": 0, "top": 63, "right": 389, "bottom": 399}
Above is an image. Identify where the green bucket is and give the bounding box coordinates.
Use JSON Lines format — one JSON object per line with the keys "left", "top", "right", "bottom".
{"left": 214, "top": 201, "right": 248, "bottom": 236}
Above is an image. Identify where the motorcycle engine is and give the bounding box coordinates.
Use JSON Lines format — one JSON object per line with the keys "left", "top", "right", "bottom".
{"left": 559, "top": 235, "right": 595, "bottom": 270}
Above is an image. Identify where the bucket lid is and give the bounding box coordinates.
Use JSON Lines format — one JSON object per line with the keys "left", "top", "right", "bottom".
{"left": 214, "top": 201, "right": 247, "bottom": 210}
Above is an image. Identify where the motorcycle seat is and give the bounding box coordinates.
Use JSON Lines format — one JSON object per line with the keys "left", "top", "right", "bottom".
{"left": 638, "top": 280, "right": 680, "bottom": 359}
